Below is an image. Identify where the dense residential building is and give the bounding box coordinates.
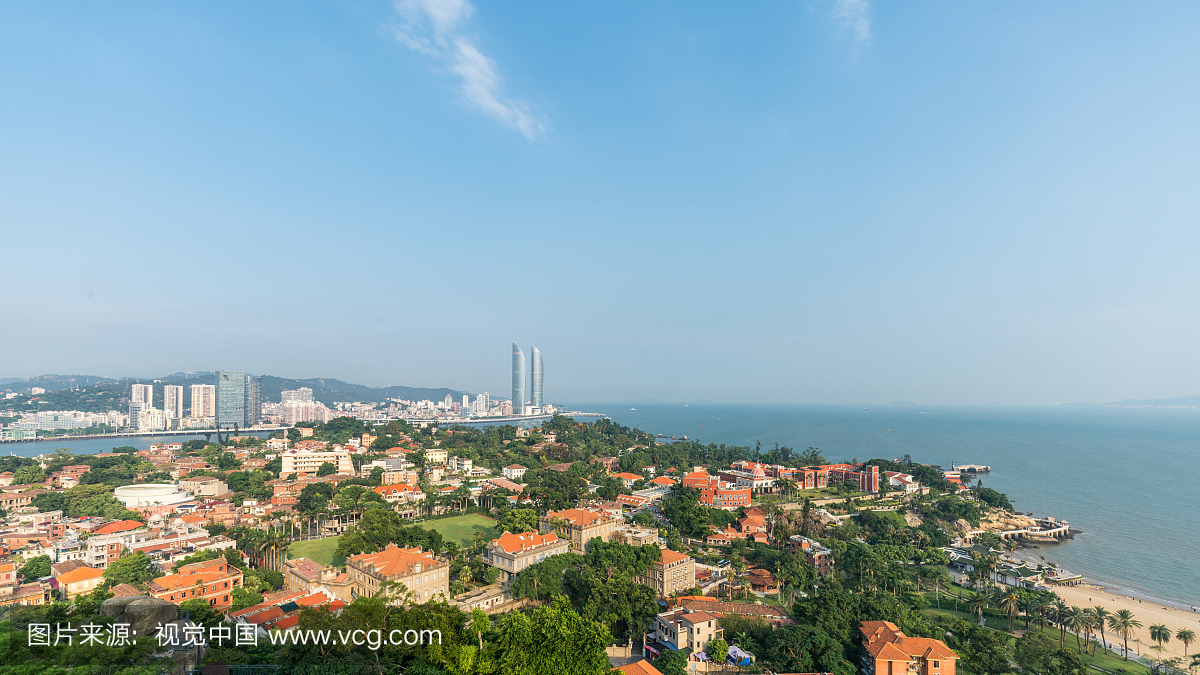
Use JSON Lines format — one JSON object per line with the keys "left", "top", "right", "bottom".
{"left": 483, "top": 531, "right": 570, "bottom": 585}
{"left": 860, "top": 621, "right": 958, "bottom": 675}
{"left": 540, "top": 508, "right": 619, "bottom": 554}
{"left": 635, "top": 549, "right": 695, "bottom": 598}
{"left": 190, "top": 384, "right": 216, "bottom": 418}
{"left": 346, "top": 544, "right": 449, "bottom": 603}
{"left": 512, "top": 343, "right": 526, "bottom": 416}
{"left": 148, "top": 557, "right": 244, "bottom": 608}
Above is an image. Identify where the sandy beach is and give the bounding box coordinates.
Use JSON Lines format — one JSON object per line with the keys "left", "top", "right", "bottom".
{"left": 1051, "top": 583, "right": 1200, "bottom": 661}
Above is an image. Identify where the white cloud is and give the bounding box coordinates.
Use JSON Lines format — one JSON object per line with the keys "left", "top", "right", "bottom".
{"left": 393, "top": 0, "right": 546, "bottom": 139}
{"left": 832, "top": 0, "right": 872, "bottom": 45}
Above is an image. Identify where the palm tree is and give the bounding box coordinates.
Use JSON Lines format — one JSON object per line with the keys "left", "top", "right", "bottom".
{"left": 1093, "top": 606, "right": 1111, "bottom": 655}
{"left": 1064, "top": 606, "right": 1088, "bottom": 652}
{"left": 967, "top": 593, "right": 989, "bottom": 626}
{"left": 1079, "top": 608, "right": 1098, "bottom": 654}
{"left": 1149, "top": 624, "right": 1171, "bottom": 654}
{"left": 1051, "top": 599, "right": 1070, "bottom": 648}
{"left": 1107, "top": 609, "right": 1142, "bottom": 661}
{"left": 994, "top": 588, "right": 1020, "bottom": 632}
{"left": 1176, "top": 628, "right": 1196, "bottom": 657}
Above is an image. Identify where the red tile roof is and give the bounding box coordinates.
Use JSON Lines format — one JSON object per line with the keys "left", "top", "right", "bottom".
{"left": 94, "top": 519, "right": 143, "bottom": 535}
{"left": 491, "top": 531, "right": 562, "bottom": 554}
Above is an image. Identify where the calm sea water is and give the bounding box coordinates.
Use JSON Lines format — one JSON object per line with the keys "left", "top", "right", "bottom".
{"left": 567, "top": 403, "right": 1200, "bottom": 609}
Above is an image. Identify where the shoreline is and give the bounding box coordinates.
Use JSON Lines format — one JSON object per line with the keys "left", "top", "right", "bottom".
{"left": 1004, "top": 547, "right": 1200, "bottom": 661}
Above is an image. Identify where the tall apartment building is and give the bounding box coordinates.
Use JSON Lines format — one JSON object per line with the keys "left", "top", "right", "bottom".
{"left": 131, "top": 384, "right": 153, "bottom": 407}
{"left": 163, "top": 385, "right": 184, "bottom": 420}
{"left": 128, "top": 401, "right": 145, "bottom": 431}
{"left": 245, "top": 376, "right": 261, "bottom": 426}
{"left": 190, "top": 384, "right": 216, "bottom": 418}
{"left": 216, "top": 371, "right": 246, "bottom": 427}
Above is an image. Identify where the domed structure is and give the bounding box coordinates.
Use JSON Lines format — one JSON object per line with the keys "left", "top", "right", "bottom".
{"left": 751, "top": 466, "right": 767, "bottom": 480}
{"left": 114, "top": 484, "right": 193, "bottom": 507}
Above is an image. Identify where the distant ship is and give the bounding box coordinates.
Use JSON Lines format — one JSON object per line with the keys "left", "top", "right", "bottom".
{"left": 629, "top": 408, "right": 637, "bottom": 411}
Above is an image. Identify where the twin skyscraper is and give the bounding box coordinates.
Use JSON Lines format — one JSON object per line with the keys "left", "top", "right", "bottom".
{"left": 511, "top": 343, "right": 543, "bottom": 415}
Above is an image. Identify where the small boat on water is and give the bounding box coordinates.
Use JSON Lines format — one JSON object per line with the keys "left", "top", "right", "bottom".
{"left": 629, "top": 408, "right": 637, "bottom": 411}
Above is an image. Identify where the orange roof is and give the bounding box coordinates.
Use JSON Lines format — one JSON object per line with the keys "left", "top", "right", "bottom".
{"left": 681, "top": 611, "right": 718, "bottom": 624}
{"left": 546, "top": 508, "right": 608, "bottom": 527}
{"left": 860, "top": 621, "right": 958, "bottom": 661}
{"left": 618, "top": 661, "right": 664, "bottom": 675}
{"left": 179, "top": 514, "right": 208, "bottom": 523}
{"left": 272, "top": 615, "right": 301, "bottom": 630}
{"left": 348, "top": 545, "right": 440, "bottom": 577}
{"left": 56, "top": 566, "right": 104, "bottom": 584}
{"left": 94, "top": 519, "right": 143, "bottom": 535}
{"left": 612, "top": 472, "right": 643, "bottom": 481}
{"left": 248, "top": 607, "right": 284, "bottom": 625}
{"left": 649, "top": 476, "right": 676, "bottom": 486}
{"left": 491, "top": 531, "right": 562, "bottom": 554}
{"left": 149, "top": 569, "right": 237, "bottom": 592}
{"left": 373, "top": 484, "right": 415, "bottom": 495}
{"left": 658, "top": 549, "right": 691, "bottom": 565}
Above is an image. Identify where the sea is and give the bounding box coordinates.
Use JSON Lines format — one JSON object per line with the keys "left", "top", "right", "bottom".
{"left": 6, "top": 405, "right": 1197, "bottom": 609}
{"left": 566, "top": 403, "right": 1200, "bottom": 610}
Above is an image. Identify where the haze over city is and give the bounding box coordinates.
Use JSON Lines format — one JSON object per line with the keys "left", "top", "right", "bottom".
{"left": 5, "top": 2, "right": 1200, "bottom": 404}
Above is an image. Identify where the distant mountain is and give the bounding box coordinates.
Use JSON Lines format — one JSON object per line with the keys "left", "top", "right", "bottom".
{"left": 1103, "top": 394, "right": 1200, "bottom": 408}
{"left": 1, "top": 372, "right": 469, "bottom": 410}
{"left": 257, "top": 376, "right": 468, "bottom": 406}
{"left": 1, "top": 374, "right": 123, "bottom": 391}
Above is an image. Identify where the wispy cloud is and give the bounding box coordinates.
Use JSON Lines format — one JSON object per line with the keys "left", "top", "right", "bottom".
{"left": 832, "top": 0, "right": 873, "bottom": 47}
{"left": 393, "top": 0, "right": 546, "bottom": 139}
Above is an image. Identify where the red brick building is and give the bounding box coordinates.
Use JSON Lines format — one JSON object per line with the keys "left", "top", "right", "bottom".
{"left": 148, "top": 558, "right": 244, "bottom": 608}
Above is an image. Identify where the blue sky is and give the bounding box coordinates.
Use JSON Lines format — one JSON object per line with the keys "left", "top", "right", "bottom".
{"left": 3, "top": 1, "right": 1200, "bottom": 404}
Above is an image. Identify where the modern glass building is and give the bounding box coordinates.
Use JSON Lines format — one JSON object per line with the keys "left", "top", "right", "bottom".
{"left": 511, "top": 343, "right": 526, "bottom": 416}
{"left": 216, "top": 370, "right": 247, "bottom": 428}
{"left": 245, "top": 377, "right": 261, "bottom": 426}
{"left": 530, "top": 346, "right": 543, "bottom": 408}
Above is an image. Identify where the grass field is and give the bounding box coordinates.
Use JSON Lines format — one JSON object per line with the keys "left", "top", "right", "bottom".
{"left": 417, "top": 513, "right": 498, "bottom": 547}
{"left": 288, "top": 536, "right": 343, "bottom": 567}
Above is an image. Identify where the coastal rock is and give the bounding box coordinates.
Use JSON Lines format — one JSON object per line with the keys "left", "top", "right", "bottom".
{"left": 903, "top": 513, "right": 922, "bottom": 527}
{"left": 101, "top": 595, "right": 179, "bottom": 639}
{"left": 954, "top": 519, "right": 972, "bottom": 532}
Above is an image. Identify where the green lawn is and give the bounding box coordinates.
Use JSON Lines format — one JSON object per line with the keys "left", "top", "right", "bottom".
{"left": 288, "top": 536, "right": 344, "bottom": 567}
{"left": 417, "top": 513, "right": 498, "bottom": 547}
